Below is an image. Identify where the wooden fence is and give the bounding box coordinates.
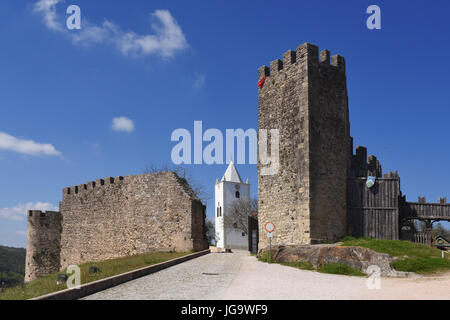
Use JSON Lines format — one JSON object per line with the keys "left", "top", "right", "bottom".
{"left": 412, "top": 232, "right": 430, "bottom": 245}
{"left": 347, "top": 177, "right": 400, "bottom": 240}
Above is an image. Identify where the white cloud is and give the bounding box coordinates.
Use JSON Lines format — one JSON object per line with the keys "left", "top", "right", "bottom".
{"left": 112, "top": 117, "right": 135, "bottom": 133}
{"left": 0, "top": 132, "right": 62, "bottom": 156}
{"left": 194, "top": 73, "right": 206, "bottom": 88}
{"left": 33, "top": 0, "right": 65, "bottom": 32}
{"left": 0, "top": 202, "right": 58, "bottom": 222}
{"left": 16, "top": 230, "right": 28, "bottom": 237}
{"left": 33, "top": 1, "right": 188, "bottom": 59}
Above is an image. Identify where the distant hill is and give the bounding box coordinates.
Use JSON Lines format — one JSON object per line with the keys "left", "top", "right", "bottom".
{"left": 0, "top": 245, "right": 26, "bottom": 288}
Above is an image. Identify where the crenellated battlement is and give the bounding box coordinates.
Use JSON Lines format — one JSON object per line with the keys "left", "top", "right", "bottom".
{"left": 258, "top": 42, "right": 345, "bottom": 80}
{"left": 351, "top": 145, "right": 383, "bottom": 177}
{"left": 414, "top": 196, "right": 448, "bottom": 205}
{"left": 63, "top": 176, "right": 124, "bottom": 196}
{"left": 27, "top": 210, "right": 60, "bottom": 219}
{"left": 383, "top": 171, "right": 399, "bottom": 179}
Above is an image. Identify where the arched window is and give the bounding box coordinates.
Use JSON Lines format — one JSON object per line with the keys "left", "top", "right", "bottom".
{"left": 217, "top": 207, "right": 220, "bottom": 217}
{"left": 235, "top": 191, "right": 240, "bottom": 199}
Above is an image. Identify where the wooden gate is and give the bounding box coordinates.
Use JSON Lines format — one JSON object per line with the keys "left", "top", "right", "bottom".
{"left": 248, "top": 216, "right": 258, "bottom": 254}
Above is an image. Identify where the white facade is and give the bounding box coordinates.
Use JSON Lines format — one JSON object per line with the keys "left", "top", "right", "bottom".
{"left": 215, "top": 161, "right": 250, "bottom": 250}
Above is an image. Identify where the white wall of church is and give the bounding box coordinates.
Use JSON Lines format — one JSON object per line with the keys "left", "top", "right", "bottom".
{"left": 215, "top": 180, "right": 250, "bottom": 250}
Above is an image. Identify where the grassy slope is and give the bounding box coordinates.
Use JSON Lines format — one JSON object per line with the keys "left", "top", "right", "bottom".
{"left": 0, "top": 246, "right": 26, "bottom": 288}
{"left": 0, "top": 251, "right": 189, "bottom": 300}
{"left": 258, "top": 238, "right": 450, "bottom": 276}
{"left": 341, "top": 237, "right": 450, "bottom": 274}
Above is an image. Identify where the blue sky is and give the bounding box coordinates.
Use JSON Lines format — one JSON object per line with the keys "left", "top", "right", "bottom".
{"left": 0, "top": 0, "right": 449, "bottom": 248}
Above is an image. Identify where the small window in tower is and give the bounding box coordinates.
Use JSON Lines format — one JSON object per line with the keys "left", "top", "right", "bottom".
{"left": 235, "top": 191, "right": 240, "bottom": 198}
{"left": 217, "top": 207, "right": 220, "bottom": 217}
{"left": 233, "top": 222, "right": 238, "bottom": 228}
{"left": 220, "top": 207, "right": 222, "bottom": 216}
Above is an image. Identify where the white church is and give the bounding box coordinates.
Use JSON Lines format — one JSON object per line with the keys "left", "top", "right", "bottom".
{"left": 215, "top": 161, "right": 250, "bottom": 250}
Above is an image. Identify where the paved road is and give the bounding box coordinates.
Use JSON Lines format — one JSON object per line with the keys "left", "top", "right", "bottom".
{"left": 85, "top": 251, "right": 450, "bottom": 300}
{"left": 84, "top": 251, "right": 248, "bottom": 300}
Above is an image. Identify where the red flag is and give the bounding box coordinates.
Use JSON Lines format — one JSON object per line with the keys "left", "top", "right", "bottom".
{"left": 257, "top": 76, "right": 267, "bottom": 88}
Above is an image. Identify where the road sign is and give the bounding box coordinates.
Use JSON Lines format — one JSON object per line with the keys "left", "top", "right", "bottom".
{"left": 265, "top": 222, "right": 275, "bottom": 233}
{"left": 267, "top": 232, "right": 273, "bottom": 238}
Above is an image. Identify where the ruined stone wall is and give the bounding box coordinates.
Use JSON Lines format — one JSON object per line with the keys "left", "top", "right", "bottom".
{"left": 25, "top": 211, "right": 61, "bottom": 282}
{"left": 59, "top": 172, "right": 207, "bottom": 269}
{"left": 258, "top": 42, "right": 350, "bottom": 248}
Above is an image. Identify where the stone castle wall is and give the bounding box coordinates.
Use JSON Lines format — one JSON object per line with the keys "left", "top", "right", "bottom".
{"left": 59, "top": 172, "right": 207, "bottom": 269}
{"left": 25, "top": 172, "right": 208, "bottom": 280}
{"left": 308, "top": 47, "right": 350, "bottom": 242}
{"left": 258, "top": 42, "right": 350, "bottom": 248}
{"left": 25, "top": 211, "right": 61, "bottom": 282}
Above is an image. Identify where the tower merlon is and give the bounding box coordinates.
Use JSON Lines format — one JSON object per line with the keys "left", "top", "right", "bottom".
{"left": 71, "top": 185, "right": 79, "bottom": 194}
{"left": 258, "top": 65, "right": 270, "bottom": 80}
{"left": 296, "top": 42, "right": 319, "bottom": 63}
{"left": 355, "top": 146, "right": 368, "bottom": 163}
{"left": 270, "top": 59, "right": 283, "bottom": 75}
{"left": 331, "top": 54, "right": 345, "bottom": 70}
{"left": 283, "top": 50, "right": 296, "bottom": 67}
{"left": 320, "top": 49, "right": 330, "bottom": 64}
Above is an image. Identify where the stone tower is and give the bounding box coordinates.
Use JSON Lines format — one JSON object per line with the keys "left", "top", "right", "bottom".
{"left": 257, "top": 42, "right": 350, "bottom": 248}
{"left": 25, "top": 210, "right": 62, "bottom": 283}
{"left": 215, "top": 161, "right": 250, "bottom": 250}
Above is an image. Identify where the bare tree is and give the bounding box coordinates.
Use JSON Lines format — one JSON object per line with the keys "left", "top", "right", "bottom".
{"left": 143, "top": 164, "right": 211, "bottom": 204}
{"left": 223, "top": 198, "right": 258, "bottom": 235}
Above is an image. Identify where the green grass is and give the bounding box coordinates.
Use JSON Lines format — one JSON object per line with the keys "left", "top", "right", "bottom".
{"left": 0, "top": 251, "right": 189, "bottom": 300}
{"left": 391, "top": 258, "right": 450, "bottom": 274}
{"left": 257, "top": 251, "right": 272, "bottom": 263}
{"left": 317, "top": 263, "right": 366, "bottom": 276}
{"left": 341, "top": 237, "right": 450, "bottom": 274}
{"left": 257, "top": 252, "right": 356, "bottom": 274}
{"left": 280, "top": 261, "right": 315, "bottom": 271}
{"left": 257, "top": 238, "right": 450, "bottom": 276}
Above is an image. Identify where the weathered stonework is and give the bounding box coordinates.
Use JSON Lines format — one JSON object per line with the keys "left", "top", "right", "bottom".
{"left": 258, "top": 244, "right": 397, "bottom": 276}
{"left": 258, "top": 43, "right": 350, "bottom": 248}
{"left": 25, "top": 172, "right": 208, "bottom": 281}
{"left": 25, "top": 211, "right": 62, "bottom": 282}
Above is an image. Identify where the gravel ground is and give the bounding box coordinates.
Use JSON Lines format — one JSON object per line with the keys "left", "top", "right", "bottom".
{"left": 84, "top": 251, "right": 450, "bottom": 300}
{"left": 84, "top": 250, "right": 248, "bottom": 300}
{"left": 222, "top": 255, "right": 450, "bottom": 300}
